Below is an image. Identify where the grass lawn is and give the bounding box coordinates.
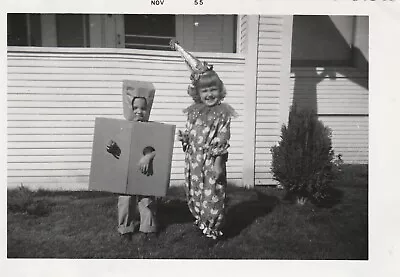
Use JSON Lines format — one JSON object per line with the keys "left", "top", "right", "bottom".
{"left": 7, "top": 164, "right": 368, "bottom": 259}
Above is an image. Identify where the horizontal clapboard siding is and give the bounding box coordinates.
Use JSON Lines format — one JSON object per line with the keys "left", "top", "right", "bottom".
{"left": 7, "top": 47, "right": 245, "bottom": 190}
{"left": 290, "top": 67, "right": 368, "bottom": 164}
{"left": 255, "top": 16, "right": 285, "bottom": 185}
{"left": 319, "top": 116, "right": 368, "bottom": 164}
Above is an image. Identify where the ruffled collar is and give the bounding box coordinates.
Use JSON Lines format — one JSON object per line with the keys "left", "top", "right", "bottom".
{"left": 183, "top": 102, "right": 237, "bottom": 124}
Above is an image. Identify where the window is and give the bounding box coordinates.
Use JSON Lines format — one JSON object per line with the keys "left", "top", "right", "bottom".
{"left": 7, "top": 14, "right": 238, "bottom": 54}
{"left": 177, "top": 15, "right": 237, "bottom": 53}
{"left": 123, "top": 14, "right": 237, "bottom": 53}
{"left": 7, "top": 13, "right": 42, "bottom": 46}
{"left": 124, "top": 15, "right": 175, "bottom": 51}
{"left": 56, "top": 14, "right": 90, "bottom": 47}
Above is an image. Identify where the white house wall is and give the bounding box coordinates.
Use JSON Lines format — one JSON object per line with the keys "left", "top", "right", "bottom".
{"left": 7, "top": 47, "right": 245, "bottom": 190}
{"left": 289, "top": 67, "right": 368, "bottom": 164}
{"left": 254, "top": 15, "right": 293, "bottom": 186}
{"left": 289, "top": 15, "right": 368, "bottom": 165}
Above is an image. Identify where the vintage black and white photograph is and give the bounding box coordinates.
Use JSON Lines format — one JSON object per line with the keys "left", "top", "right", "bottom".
{"left": 5, "top": 13, "right": 370, "bottom": 260}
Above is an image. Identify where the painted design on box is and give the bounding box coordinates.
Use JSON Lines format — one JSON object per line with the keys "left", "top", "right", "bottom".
{"left": 106, "top": 140, "right": 121, "bottom": 159}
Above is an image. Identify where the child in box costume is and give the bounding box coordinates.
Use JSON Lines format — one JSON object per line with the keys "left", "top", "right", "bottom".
{"left": 172, "top": 40, "right": 237, "bottom": 240}
{"left": 118, "top": 80, "right": 160, "bottom": 240}
{"left": 89, "top": 80, "right": 172, "bottom": 241}
{"left": 118, "top": 86, "right": 157, "bottom": 240}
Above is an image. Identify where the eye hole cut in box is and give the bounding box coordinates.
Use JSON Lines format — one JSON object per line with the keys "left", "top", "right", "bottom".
{"left": 89, "top": 117, "right": 175, "bottom": 197}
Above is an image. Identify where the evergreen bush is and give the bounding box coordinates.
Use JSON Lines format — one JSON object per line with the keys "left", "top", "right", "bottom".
{"left": 271, "top": 105, "right": 338, "bottom": 204}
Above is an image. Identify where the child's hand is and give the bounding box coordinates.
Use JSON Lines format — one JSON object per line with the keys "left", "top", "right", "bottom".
{"left": 213, "top": 162, "right": 224, "bottom": 181}
{"left": 177, "top": 130, "right": 183, "bottom": 141}
{"left": 138, "top": 153, "right": 155, "bottom": 176}
{"left": 177, "top": 130, "right": 188, "bottom": 142}
{"left": 177, "top": 130, "right": 189, "bottom": 152}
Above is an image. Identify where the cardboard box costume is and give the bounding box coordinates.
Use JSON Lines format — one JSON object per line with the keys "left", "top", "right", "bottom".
{"left": 89, "top": 80, "right": 175, "bottom": 197}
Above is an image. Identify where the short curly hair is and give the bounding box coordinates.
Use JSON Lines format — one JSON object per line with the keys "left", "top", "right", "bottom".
{"left": 188, "top": 70, "right": 227, "bottom": 103}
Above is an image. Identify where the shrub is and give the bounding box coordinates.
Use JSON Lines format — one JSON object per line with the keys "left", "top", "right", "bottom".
{"left": 271, "top": 106, "right": 339, "bottom": 204}
{"left": 7, "top": 184, "right": 35, "bottom": 213}
{"left": 8, "top": 184, "right": 52, "bottom": 216}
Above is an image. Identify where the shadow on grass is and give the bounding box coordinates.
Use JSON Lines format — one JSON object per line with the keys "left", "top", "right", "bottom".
{"left": 222, "top": 191, "right": 280, "bottom": 239}
{"left": 156, "top": 186, "right": 281, "bottom": 237}
{"left": 157, "top": 199, "right": 193, "bottom": 231}
{"left": 310, "top": 164, "right": 367, "bottom": 208}
{"left": 35, "top": 190, "right": 114, "bottom": 199}
{"left": 312, "top": 186, "right": 345, "bottom": 208}
{"left": 336, "top": 164, "right": 368, "bottom": 188}
{"left": 156, "top": 186, "right": 192, "bottom": 231}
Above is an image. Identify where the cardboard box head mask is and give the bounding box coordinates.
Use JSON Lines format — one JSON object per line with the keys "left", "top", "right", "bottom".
{"left": 122, "top": 80, "right": 155, "bottom": 121}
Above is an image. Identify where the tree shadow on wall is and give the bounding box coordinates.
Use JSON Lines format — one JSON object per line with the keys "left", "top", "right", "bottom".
{"left": 291, "top": 15, "right": 369, "bottom": 114}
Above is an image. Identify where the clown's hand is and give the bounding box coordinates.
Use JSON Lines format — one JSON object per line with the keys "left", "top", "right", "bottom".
{"left": 212, "top": 156, "right": 225, "bottom": 181}
{"left": 177, "top": 130, "right": 189, "bottom": 152}
{"left": 213, "top": 163, "right": 224, "bottom": 181}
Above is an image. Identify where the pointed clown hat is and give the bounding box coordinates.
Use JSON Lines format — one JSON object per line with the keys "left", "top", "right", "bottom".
{"left": 122, "top": 80, "right": 155, "bottom": 121}
{"left": 170, "top": 39, "right": 214, "bottom": 87}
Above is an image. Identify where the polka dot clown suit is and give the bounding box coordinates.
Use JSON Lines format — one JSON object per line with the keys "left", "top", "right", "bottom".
{"left": 182, "top": 103, "right": 234, "bottom": 239}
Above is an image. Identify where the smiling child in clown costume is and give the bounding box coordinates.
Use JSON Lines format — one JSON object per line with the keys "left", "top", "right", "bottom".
{"left": 172, "top": 40, "right": 237, "bottom": 240}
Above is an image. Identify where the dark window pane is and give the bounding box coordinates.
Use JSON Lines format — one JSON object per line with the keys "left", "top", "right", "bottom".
{"left": 7, "top": 13, "right": 28, "bottom": 46}
{"left": 124, "top": 15, "right": 175, "bottom": 50}
{"left": 56, "top": 14, "right": 85, "bottom": 47}
{"left": 30, "top": 14, "right": 42, "bottom": 46}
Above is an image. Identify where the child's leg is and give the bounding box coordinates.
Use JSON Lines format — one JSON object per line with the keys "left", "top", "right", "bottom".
{"left": 117, "top": 195, "right": 139, "bottom": 234}
{"left": 200, "top": 156, "right": 228, "bottom": 239}
{"left": 137, "top": 196, "right": 158, "bottom": 233}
